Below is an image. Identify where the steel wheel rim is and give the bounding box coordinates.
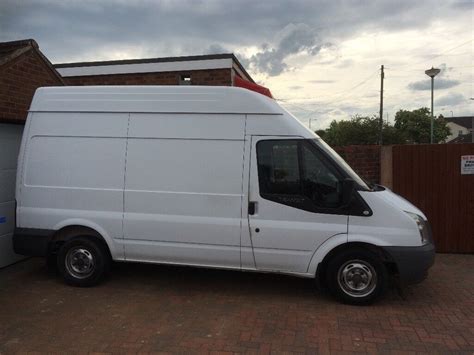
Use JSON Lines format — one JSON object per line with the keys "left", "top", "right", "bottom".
{"left": 65, "top": 247, "right": 95, "bottom": 279}
{"left": 337, "top": 259, "right": 377, "bottom": 298}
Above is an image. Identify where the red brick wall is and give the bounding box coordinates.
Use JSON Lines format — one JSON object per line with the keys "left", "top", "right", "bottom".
{"left": 0, "top": 49, "right": 64, "bottom": 124}
{"left": 334, "top": 145, "right": 381, "bottom": 184}
{"left": 63, "top": 68, "right": 232, "bottom": 86}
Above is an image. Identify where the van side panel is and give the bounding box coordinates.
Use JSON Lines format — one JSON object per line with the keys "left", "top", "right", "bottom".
{"left": 246, "top": 112, "right": 312, "bottom": 138}
{"left": 122, "top": 113, "right": 245, "bottom": 268}
{"left": 18, "top": 112, "right": 128, "bottom": 259}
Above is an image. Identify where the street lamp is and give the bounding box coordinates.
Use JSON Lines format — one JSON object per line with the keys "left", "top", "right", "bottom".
{"left": 425, "top": 67, "right": 441, "bottom": 144}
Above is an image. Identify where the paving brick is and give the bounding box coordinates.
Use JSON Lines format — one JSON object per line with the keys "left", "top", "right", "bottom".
{"left": 1, "top": 254, "right": 474, "bottom": 353}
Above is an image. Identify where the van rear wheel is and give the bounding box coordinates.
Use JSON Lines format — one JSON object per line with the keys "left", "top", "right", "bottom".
{"left": 326, "top": 248, "right": 388, "bottom": 305}
{"left": 57, "top": 237, "right": 110, "bottom": 287}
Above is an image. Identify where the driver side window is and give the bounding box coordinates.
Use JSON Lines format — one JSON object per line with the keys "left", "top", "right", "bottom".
{"left": 301, "top": 143, "right": 342, "bottom": 208}
{"left": 257, "top": 139, "right": 343, "bottom": 212}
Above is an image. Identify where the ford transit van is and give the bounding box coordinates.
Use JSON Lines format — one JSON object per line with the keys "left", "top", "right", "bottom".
{"left": 13, "top": 86, "right": 434, "bottom": 305}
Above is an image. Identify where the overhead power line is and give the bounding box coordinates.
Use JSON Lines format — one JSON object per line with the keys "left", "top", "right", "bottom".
{"left": 278, "top": 39, "right": 472, "bottom": 118}
{"left": 277, "top": 69, "right": 379, "bottom": 104}
{"left": 392, "top": 38, "right": 473, "bottom": 69}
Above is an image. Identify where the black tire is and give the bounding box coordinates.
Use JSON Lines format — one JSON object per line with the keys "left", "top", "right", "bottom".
{"left": 326, "top": 248, "right": 388, "bottom": 305}
{"left": 57, "top": 237, "right": 110, "bottom": 287}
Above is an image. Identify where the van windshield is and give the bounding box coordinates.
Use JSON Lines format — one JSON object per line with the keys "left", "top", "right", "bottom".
{"left": 311, "top": 138, "right": 371, "bottom": 191}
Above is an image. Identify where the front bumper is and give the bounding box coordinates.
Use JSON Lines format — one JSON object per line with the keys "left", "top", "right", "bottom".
{"left": 382, "top": 242, "right": 435, "bottom": 284}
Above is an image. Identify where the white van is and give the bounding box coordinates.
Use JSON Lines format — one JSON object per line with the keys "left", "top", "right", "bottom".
{"left": 13, "top": 86, "right": 434, "bottom": 305}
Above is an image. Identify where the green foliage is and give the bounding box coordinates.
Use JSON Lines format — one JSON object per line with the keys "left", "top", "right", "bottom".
{"left": 316, "top": 108, "right": 451, "bottom": 146}
{"left": 314, "top": 129, "right": 327, "bottom": 140}
{"left": 394, "top": 108, "right": 451, "bottom": 143}
{"left": 317, "top": 115, "right": 405, "bottom": 146}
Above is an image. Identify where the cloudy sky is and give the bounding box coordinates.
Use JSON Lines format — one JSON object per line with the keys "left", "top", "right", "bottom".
{"left": 1, "top": 0, "right": 472, "bottom": 129}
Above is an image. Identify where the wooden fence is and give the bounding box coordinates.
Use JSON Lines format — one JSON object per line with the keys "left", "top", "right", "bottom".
{"left": 381, "top": 144, "right": 474, "bottom": 253}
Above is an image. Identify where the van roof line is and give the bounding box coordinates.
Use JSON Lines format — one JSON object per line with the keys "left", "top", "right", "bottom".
{"left": 29, "top": 86, "right": 285, "bottom": 115}
{"left": 27, "top": 110, "right": 283, "bottom": 115}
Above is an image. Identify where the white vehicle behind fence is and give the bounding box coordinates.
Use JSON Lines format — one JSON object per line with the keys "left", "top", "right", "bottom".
{"left": 13, "top": 86, "right": 435, "bottom": 305}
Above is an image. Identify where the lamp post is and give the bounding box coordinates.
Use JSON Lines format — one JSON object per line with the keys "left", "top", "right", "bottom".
{"left": 425, "top": 67, "right": 441, "bottom": 143}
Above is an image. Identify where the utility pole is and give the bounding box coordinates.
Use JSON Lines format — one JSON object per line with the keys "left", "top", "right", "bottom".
{"left": 379, "top": 65, "right": 384, "bottom": 145}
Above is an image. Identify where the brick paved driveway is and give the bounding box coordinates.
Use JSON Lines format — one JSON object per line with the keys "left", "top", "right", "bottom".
{"left": 1, "top": 254, "right": 473, "bottom": 354}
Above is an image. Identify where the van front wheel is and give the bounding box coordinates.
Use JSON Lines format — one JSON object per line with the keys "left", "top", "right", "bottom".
{"left": 57, "top": 237, "right": 110, "bottom": 287}
{"left": 326, "top": 248, "right": 388, "bottom": 305}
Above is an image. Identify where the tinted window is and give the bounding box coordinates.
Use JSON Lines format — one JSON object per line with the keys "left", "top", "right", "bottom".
{"left": 312, "top": 138, "right": 370, "bottom": 190}
{"left": 257, "top": 139, "right": 343, "bottom": 212}
{"left": 257, "top": 140, "right": 300, "bottom": 196}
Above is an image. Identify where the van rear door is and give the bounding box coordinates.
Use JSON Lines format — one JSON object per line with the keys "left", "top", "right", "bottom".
{"left": 247, "top": 136, "right": 348, "bottom": 273}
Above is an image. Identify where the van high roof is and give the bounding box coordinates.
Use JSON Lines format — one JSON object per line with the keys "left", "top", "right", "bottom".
{"left": 30, "top": 86, "right": 284, "bottom": 115}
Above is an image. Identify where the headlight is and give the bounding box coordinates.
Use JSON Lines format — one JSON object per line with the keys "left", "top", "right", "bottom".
{"left": 405, "top": 211, "right": 431, "bottom": 245}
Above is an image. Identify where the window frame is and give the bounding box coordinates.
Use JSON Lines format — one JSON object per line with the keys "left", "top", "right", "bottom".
{"left": 179, "top": 74, "right": 192, "bottom": 85}
{"left": 256, "top": 138, "right": 348, "bottom": 215}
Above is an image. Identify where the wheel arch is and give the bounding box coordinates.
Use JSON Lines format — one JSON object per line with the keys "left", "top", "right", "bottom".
{"left": 318, "top": 242, "right": 397, "bottom": 286}
{"left": 309, "top": 237, "right": 398, "bottom": 285}
{"left": 48, "top": 222, "right": 117, "bottom": 259}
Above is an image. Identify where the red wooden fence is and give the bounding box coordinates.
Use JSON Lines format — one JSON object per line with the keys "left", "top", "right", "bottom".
{"left": 389, "top": 144, "right": 474, "bottom": 253}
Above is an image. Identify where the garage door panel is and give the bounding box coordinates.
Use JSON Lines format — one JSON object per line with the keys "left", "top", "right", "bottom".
{"left": 0, "top": 123, "right": 25, "bottom": 267}
{"left": 0, "top": 170, "right": 17, "bottom": 203}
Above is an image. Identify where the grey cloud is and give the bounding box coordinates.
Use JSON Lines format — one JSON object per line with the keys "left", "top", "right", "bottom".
{"left": 309, "top": 80, "right": 335, "bottom": 84}
{"left": 408, "top": 64, "right": 461, "bottom": 90}
{"left": 204, "top": 44, "right": 231, "bottom": 55}
{"left": 408, "top": 78, "right": 461, "bottom": 91}
{"left": 247, "top": 23, "right": 329, "bottom": 76}
{"left": 335, "top": 59, "right": 354, "bottom": 68}
{"left": 451, "top": 0, "right": 474, "bottom": 9}
{"left": 363, "top": 93, "right": 379, "bottom": 98}
{"left": 235, "top": 53, "right": 251, "bottom": 69}
{"left": 1, "top": 0, "right": 467, "bottom": 64}
{"left": 289, "top": 85, "right": 303, "bottom": 90}
{"left": 436, "top": 93, "right": 465, "bottom": 106}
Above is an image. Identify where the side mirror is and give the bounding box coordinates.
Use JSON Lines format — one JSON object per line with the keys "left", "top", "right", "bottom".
{"left": 342, "top": 178, "right": 355, "bottom": 207}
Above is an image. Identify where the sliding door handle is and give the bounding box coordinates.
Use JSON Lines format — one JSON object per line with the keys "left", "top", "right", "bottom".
{"left": 248, "top": 201, "right": 257, "bottom": 215}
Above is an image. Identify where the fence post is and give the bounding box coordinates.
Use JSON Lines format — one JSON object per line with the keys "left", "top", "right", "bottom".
{"left": 380, "top": 145, "right": 393, "bottom": 189}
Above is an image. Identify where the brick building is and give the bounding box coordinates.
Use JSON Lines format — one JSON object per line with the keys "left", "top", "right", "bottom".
{"left": 0, "top": 39, "right": 64, "bottom": 124}
{"left": 54, "top": 53, "right": 254, "bottom": 87}
{"left": 0, "top": 38, "right": 263, "bottom": 125}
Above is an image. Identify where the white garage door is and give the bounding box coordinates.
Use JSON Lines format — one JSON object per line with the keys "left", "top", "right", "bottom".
{"left": 0, "top": 123, "right": 25, "bottom": 268}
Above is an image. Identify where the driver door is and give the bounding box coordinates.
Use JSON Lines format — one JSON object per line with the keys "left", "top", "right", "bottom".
{"left": 248, "top": 136, "right": 349, "bottom": 273}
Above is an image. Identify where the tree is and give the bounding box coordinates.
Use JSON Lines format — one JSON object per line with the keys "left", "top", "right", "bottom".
{"left": 315, "top": 129, "right": 327, "bottom": 140}
{"left": 315, "top": 108, "right": 452, "bottom": 146}
{"left": 394, "top": 108, "right": 451, "bottom": 143}
{"left": 316, "top": 115, "right": 405, "bottom": 146}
